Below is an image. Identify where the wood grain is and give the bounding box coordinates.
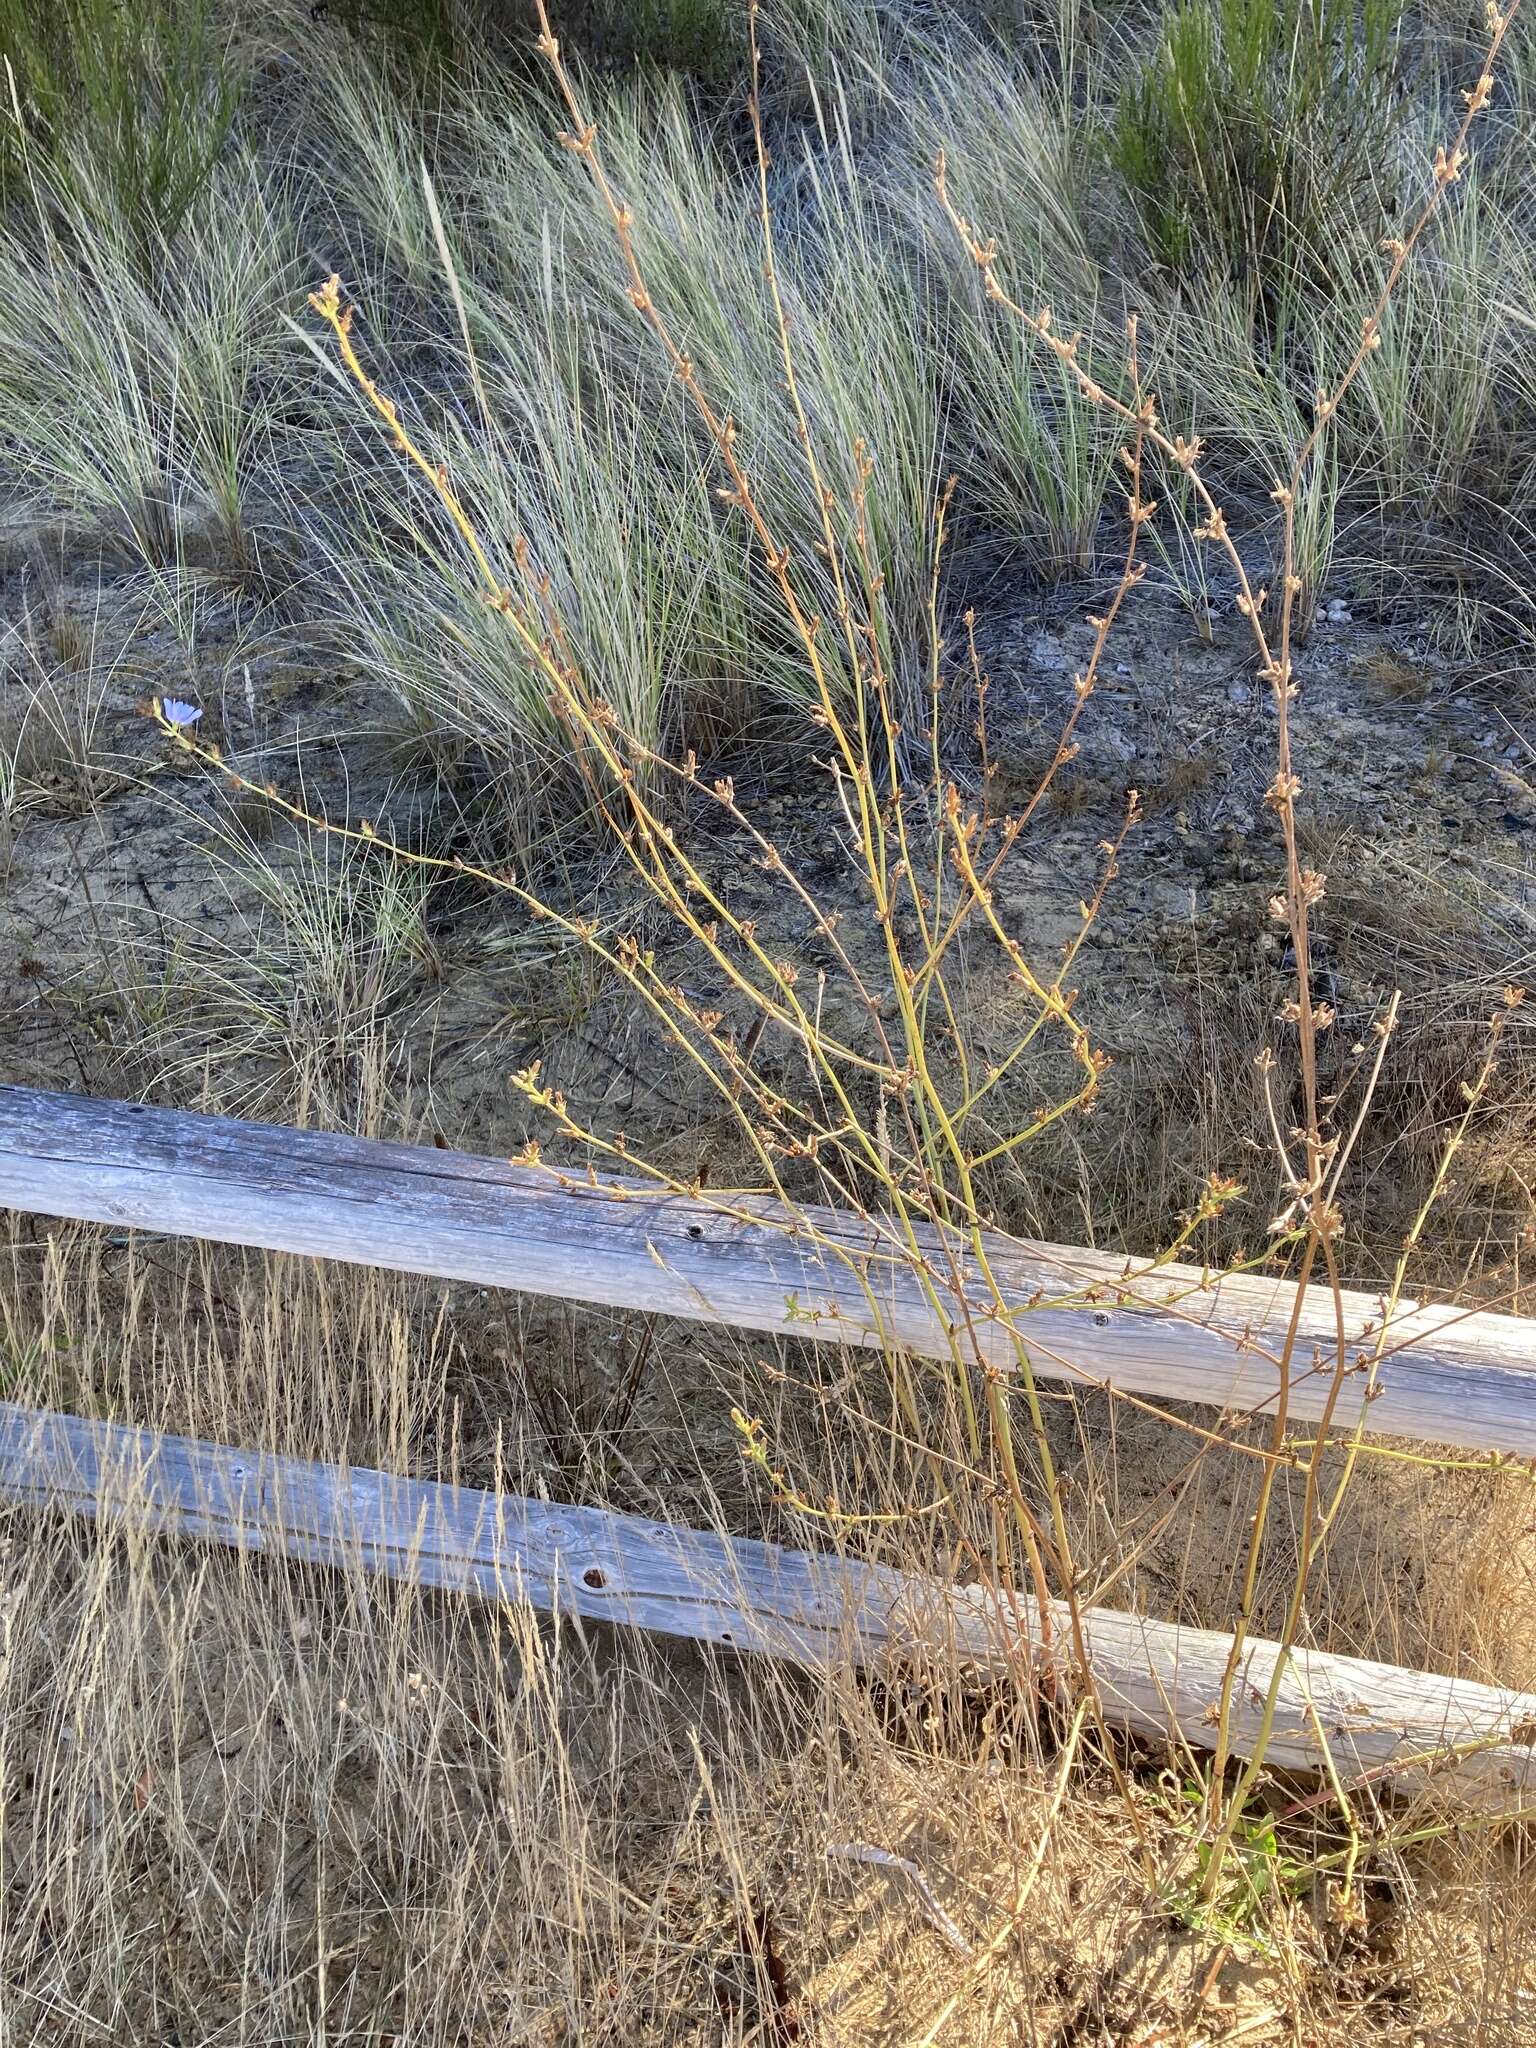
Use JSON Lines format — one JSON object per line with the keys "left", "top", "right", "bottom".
{"left": 3, "top": 1086, "right": 1535, "bottom": 1453}
{"left": 2, "top": 1400, "right": 1532, "bottom": 1808}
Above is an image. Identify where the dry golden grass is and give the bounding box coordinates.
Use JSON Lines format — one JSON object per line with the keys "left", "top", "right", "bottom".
{"left": 3, "top": 1211, "right": 1536, "bottom": 2043}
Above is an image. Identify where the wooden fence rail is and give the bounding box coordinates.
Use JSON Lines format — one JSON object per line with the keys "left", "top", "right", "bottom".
{"left": 3, "top": 1401, "right": 1533, "bottom": 1810}
{"left": 4, "top": 1085, "right": 1536, "bottom": 1454}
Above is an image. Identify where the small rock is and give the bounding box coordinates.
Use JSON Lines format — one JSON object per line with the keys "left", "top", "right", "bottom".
{"left": 1228, "top": 681, "right": 1252, "bottom": 706}
{"left": 1492, "top": 765, "right": 1536, "bottom": 821}
{"left": 1091, "top": 729, "right": 1137, "bottom": 764}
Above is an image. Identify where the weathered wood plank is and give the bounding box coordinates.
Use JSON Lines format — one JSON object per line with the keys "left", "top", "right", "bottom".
{"left": 1, "top": 1400, "right": 1532, "bottom": 1808}
{"left": 3, "top": 1086, "right": 1535, "bottom": 1454}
